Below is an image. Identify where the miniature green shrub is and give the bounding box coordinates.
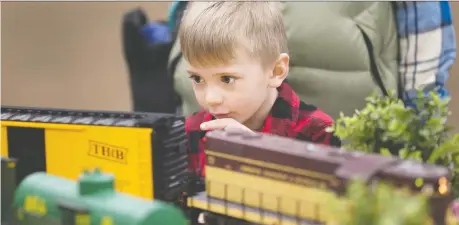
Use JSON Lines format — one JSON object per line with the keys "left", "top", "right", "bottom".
{"left": 327, "top": 90, "right": 459, "bottom": 195}
{"left": 330, "top": 180, "right": 429, "bottom": 225}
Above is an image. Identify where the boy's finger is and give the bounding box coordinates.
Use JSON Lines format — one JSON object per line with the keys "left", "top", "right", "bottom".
{"left": 200, "top": 119, "right": 231, "bottom": 130}
{"left": 224, "top": 125, "right": 254, "bottom": 134}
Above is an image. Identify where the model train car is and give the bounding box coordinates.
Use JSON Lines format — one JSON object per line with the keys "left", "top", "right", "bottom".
{"left": 187, "top": 130, "right": 456, "bottom": 225}
{"left": 0, "top": 106, "right": 188, "bottom": 202}
{"left": 8, "top": 168, "right": 188, "bottom": 225}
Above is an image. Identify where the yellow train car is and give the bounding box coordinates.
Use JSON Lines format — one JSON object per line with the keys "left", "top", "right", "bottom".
{"left": 0, "top": 106, "right": 188, "bottom": 201}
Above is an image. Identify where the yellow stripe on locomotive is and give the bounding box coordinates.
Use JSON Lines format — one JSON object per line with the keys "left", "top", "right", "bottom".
{"left": 1, "top": 106, "right": 187, "bottom": 202}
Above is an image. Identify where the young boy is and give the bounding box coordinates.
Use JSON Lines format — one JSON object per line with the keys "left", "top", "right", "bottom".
{"left": 180, "top": 2, "right": 341, "bottom": 177}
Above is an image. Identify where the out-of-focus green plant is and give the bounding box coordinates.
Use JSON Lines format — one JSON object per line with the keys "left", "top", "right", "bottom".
{"left": 330, "top": 180, "right": 429, "bottom": 225}
{"left": 327, "top": 90, "right": 459, "bottom": 196}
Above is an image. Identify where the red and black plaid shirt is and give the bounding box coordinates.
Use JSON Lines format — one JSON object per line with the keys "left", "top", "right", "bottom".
{"left": 185, "top": 82, "right": 341, "bottom": 177}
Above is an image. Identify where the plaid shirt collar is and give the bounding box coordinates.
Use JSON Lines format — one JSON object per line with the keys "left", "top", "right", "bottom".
{"left": 259, "top": 82, "right": 301, "bottom": 136}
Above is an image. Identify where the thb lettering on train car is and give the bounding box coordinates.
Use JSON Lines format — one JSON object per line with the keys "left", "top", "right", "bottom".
{"left": 88, "top": 141, "right": 128, "bottom": 164}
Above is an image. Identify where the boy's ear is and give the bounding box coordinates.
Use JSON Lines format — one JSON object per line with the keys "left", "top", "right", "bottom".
{"left": 268, "top": 53, "right": 289, "bottom": 88}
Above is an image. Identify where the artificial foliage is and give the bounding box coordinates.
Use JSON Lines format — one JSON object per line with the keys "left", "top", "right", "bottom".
{"left": 327, "top": 90, "right": 459, "bottom": 195}
{"left": 329, "top": 180, "right": 429, "bottom": 225}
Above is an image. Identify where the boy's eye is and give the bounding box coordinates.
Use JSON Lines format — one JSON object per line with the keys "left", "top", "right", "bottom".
{"left": 189, "top": 75, "right": 203, "bottom": 84}
{"left": 221, "top": 76, "right": 235, "bottom": 84}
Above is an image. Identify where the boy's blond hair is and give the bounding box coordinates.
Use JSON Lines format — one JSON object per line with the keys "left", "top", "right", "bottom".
{"left": 179, "top": 2, "right": 288, "bottom": 68}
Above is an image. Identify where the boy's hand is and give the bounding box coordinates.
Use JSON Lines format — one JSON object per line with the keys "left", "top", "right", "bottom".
{"left": 200, "top": 118, "right": 254, "bottom": 133}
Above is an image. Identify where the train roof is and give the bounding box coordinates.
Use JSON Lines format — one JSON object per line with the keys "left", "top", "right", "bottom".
{"left": 206, "top": 130, "right": 370, "bottom": 164}
{"left": 382, "top": 160, "right": 450, "bottom": 181}
{"left": 206, "top": 130, "right": 450, "bottom": 181}
{"left": 1, "top": 105, "right": 182, "bottom": 128}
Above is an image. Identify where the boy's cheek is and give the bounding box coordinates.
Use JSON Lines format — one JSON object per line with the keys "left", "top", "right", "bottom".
{"left": 194, "top": 92, "right": 207, "bottom": 108}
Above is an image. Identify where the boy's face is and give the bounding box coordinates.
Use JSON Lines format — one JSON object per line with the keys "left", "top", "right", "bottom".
{"left": 186, "top": 51, "right": 288, "bottom": 128}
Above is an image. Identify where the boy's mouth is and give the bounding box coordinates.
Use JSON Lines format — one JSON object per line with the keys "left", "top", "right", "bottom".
{"left": 213, "top": 113, "right": 231, "bottom": 119}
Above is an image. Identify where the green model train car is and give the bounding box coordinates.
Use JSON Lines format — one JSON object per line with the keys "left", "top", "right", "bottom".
{"left": 10, "top": 168, "right": 188, "bottom": 225}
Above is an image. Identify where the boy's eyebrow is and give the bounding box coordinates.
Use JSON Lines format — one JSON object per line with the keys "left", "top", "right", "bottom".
{"left": 186, "top": 70, "right": 199, "bottom": 75}
{"left": 214, "top": 72, "right": 239, "bottom": 76}
{"left": 186, "top": 70, "right": 240, "bottom": 76}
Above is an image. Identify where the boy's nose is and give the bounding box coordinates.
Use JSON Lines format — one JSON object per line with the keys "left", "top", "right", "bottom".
{"left": 205, "top": 90, "right": 223, "bottom": 106}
